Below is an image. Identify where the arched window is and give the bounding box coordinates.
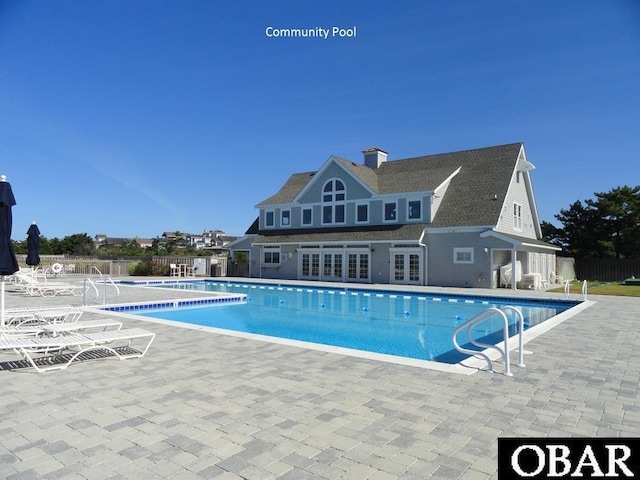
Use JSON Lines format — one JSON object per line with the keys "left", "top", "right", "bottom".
{"left": 322, "top": 179, "right": 346, "bottom": 224}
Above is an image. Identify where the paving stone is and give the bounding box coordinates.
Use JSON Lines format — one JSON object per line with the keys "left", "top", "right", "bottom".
{"left": 0, "top": 280, "right": 637, "bottom": 479}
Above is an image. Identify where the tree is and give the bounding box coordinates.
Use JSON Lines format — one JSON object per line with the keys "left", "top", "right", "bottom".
{"left": 58, "top": 233, "right": 95, "bottom": 256}
{"left": 540, "top": 221, "right": 565, "bottom": 252}
{"left": 552, "top": 185, "right": 640, "bottom": 259}
{"left": 588, "top": 186, "right": 640, "bottom": 259}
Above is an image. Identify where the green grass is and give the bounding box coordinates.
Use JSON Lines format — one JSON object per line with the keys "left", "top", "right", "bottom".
{"left": 548, "top": 281, "right": 640, "bottom": 297}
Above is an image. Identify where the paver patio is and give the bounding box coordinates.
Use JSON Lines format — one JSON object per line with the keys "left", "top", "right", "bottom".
{"left": 0, "top": 277, "right": 637, "bottom": 479}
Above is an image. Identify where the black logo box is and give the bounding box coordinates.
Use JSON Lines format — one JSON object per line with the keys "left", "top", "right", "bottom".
{"left": 498, "top": 438, "right": 640, "bottom": 479}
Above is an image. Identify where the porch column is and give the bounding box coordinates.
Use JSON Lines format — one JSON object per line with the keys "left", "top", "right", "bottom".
{"left": 511, "top": 247, "right": 517, "bottom": 290}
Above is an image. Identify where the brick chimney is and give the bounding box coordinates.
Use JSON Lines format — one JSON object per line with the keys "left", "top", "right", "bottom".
{"left": 362, "top": 147, "right": 388, "bottom": 169}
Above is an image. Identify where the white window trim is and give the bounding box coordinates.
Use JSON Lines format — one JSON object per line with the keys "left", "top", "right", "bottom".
{"left": 264, "top": 210, "right": 275, "bottom": 228}
{"left": 513, "top": 203, "right": 523, "bottom": 231}
{"left": 355, "top": 202, "right": 369, "bottom": 224}
{"left": 322, "top": 178, "right": 347, "bottom": 225}
{"left": 453, "top": 247, "right": 474, "bottom": 264}
{"left": 383, "top": 200, "right": 398, "bottom": 223}
{"left": 406, "top": 198, "right": 423, "bottom": 222}
{"left": 262, "top": 246, "right": 281, "bottom": 266}
{"left": 281, "top": 209, "right": 291, "bottom": 228}
{"left": 301, "top": 207, "right": 313, "bottom": 226}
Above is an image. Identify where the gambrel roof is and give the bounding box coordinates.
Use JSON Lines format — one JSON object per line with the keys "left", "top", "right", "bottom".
{"left": 256, "top": 142, "right": 525, "bottom": 230}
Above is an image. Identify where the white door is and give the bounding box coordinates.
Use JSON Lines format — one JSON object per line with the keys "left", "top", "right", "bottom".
{"left": 322, "top": 252, "right": 344, "bottom": 281}
{"left": 390, "top": 250, "right": 422, "bottom": 285}
{"left": 346, "top": 252, "right": 370, "bottom": 282}
{"left": 300, "top": 252, "right": 321, "bottom": 280}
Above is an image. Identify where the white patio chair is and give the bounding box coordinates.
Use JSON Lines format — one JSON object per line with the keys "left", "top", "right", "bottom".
{"left": 549, "top": 272, "right": 564, "bottom": 285}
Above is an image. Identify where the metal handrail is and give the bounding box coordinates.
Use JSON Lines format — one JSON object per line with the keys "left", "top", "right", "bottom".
{"left": 100, "top": 277, "right": 120, "bottom": 305}
{"left": 501, "top": 306, "right": 525, "bottom": 368}
{"left": 452, "top": 306, "right": 526, "bottom": 376}
{"left": 83, "top": 276, "right": 119, "bottom": 305}
{"left": 90, "top": 266, "right": 103, "bottom": 278}
{"left": 564, "top": 279, "right": 588, "bottom": 300}
{"left": 83, "top": 278, "right": 99, "bottom": 305}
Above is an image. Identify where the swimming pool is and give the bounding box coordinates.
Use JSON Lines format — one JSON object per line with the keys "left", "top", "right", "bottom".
{"left": 115, "top": 280, "right": 581, "bottom": 366}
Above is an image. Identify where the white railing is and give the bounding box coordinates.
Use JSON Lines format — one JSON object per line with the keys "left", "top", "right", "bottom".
{"left": 83, "top": 276, "right": 120, "bottom": 305}
{"left": 83, "top": 278, "right": 99, "bottom": 305}
{"left": 90, "top": 266, "right": 103, "bottom": 278}
{"left": 564, "top": 280, "right": 588, "bottom": 300}
{"left": 452, "top": 306, "right": 525, "bottom": 376}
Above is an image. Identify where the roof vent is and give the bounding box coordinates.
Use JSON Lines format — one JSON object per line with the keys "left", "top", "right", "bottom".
{"left": 362, "top": 147, "right": 388, "bottom": 169}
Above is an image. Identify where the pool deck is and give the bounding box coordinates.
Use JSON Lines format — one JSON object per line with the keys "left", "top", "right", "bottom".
{"left": 0, "top": 277, "right": 638, "bottom": 479}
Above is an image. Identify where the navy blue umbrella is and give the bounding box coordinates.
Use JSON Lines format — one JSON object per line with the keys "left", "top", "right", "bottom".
{"left": 26, "top": 222, "right": 41, "bottom": 267}
{"left": 0, "top": 175, "right": 19, "bottom": 326}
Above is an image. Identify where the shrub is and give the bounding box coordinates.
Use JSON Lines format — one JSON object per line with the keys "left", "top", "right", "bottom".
{"left": 130, "top": 260, "right": 169, "bottom": 276}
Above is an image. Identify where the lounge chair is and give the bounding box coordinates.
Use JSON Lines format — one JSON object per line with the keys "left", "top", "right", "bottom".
{"left": 21, "top": 282, "right": 78, "bottom": 297}
{"left": 10, "top": 270, "right": 78, "bottom": 297}
{"left": 0, "top": 318, "right": 123, "bottom": 338}
{"left": 0, "top": 327, "right": 155, "bottom": 372}
{"left": 5, "top": 306, "right": 83, "bottom": 325}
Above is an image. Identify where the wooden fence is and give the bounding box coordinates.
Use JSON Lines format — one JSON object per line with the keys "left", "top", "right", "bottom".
{"left": 574, "top": 258, "right": 640, "bottom": 281}
{"left": 15, "top": 255, "right": 229, "bottom": 278}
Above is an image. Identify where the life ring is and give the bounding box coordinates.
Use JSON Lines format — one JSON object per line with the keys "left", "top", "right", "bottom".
{"left": 51, "top": 263, "right": 63, "bottom": 274}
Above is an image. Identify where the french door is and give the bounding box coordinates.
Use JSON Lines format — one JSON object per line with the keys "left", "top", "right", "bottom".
{"left": 347, "top": 252, "right": 370, "bottom": 283}
{"left": 390, "top": 249, "right": 422, "bottom": 285}
{"left": 322, "top": 252, "right": 343, "bottom": 281}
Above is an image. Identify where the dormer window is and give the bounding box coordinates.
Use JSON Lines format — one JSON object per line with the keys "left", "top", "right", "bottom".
{"left": 356, "top": 202, "right": 369, "bottom": 223}
{"left": 281, "top": 210, "right": 290, "bottom": 227}
{"left": 322, "top": 179, "right": 346, "bottom": 225}
{"left": 407, "top": 199, "right": 422, "bottom": 221}
{"left": 384, "top": 201, "right": 397, "bottom": 222}
{"left": 302, "top": 208, "right": 312, "bottom": 226}
{"left": 265, "top": 211, "right": 275, "bottom": 228}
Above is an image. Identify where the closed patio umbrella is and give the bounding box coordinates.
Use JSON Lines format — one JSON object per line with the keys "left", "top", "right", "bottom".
{"left": 0, "top": 175, "right": 19, "bottom": 326}
{"left": 26, "top": 222, "right": 41, "bottom": 269}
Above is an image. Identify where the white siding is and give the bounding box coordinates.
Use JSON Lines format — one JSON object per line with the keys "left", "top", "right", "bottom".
{"left": 495, "top": 169, "right": 537, "bottom": 238}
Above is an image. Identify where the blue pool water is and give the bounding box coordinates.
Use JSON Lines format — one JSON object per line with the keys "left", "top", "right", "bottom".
{"left": 130, "top": 281, "right": 579, "bottom": 364}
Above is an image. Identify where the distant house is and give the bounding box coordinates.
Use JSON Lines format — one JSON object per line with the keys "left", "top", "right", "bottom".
{"left": 161, "top": 231, "right": 188, "bottom": 249}
{"left": 94, "top": 234, "right": 153, "bottom": 249}
{"left": 133, "top": 237, "right": 154, "bottom": 249}
{"left": 229, "top": 143, "right": 560, "bottom": 289}
{"left": 187, "top": 230, "right": 238, "bottom": 250}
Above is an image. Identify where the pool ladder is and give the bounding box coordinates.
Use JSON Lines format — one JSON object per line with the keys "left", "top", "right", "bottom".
{"left": 83, "top": 276, "right": 120, "bottom": 306}
{"left": 452, "top": 306, "right": 525, "bottom": 376}
{"left": 564, "top": 280, "right": 588, "bottom": 300}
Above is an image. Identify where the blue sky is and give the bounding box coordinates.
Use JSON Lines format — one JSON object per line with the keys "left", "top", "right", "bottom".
{"left": 1, "top": 0, "right": 639, "bottom": 241}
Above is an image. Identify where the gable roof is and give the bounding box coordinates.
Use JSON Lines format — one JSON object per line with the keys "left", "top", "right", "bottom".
{"left": 426, "top": 143, "right": 523, "bottom": 227}
{"left": 256, "top": 171, "right": 316, "bottom": 207}
{"left": 256, "top": 142, "right": 525, "bottom": 228}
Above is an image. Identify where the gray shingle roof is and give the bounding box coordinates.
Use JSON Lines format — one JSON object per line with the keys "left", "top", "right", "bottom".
{"left": 256, "top": 142, "right": 524, "bottom": 228}
{"left": 253, "top": 223, "right": 429, "bottom": 245}
{"left": 256, "top": 172, "right": 315, "bottom": 207}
